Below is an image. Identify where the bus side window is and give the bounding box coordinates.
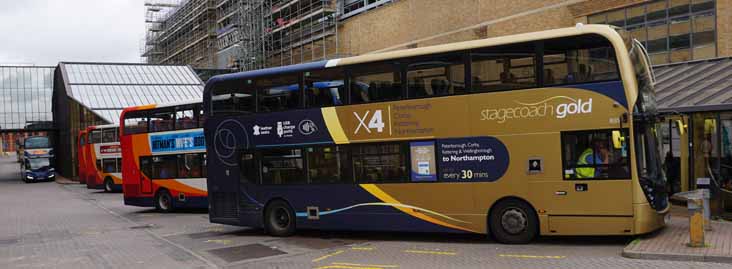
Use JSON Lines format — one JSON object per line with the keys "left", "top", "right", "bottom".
{"left": 102, "top": 128, "right": 116, "bottom": 143}
{"left": 257, "top": 73, "right": 301, "bottom": 112}
{"left": 103, "top": 159, "right": 116, "bottom": 173}
{"left": 543, "top": 34, "right": 619, "bottom": 86}
{"left": 307, "top": 146, "right": 352, "bottom": 184}
{"left": 353, "top": 143, "right": 407, "bottom": 183}
{"left": 240, "top": 152, "right": 258, "bottom": 184}
{"left": 91, "top": 130, "right": 102, "bottom": 144}
{"left": 260, "top": 148, "right": 305, "bottom": 185}
{"left": 178, "top": 153, "right": 202, "bottom": 178}
{"left": 196, "top": 105, "right": 206, "bottom": 128}
{"left": 175, "top": 106, "right": 197, "bottom": 130}
{"left": 123, "top": 111, "right": 148, "bottom": 135}
{"left": 350, "top": 62, "right": 402, "bottom": 104}
{"left": 116, "top": 158, "right": 122, "bottom": 173}
{"left": 471, "top": 42, "right": 536, "bottom": 92}
{"left": 149, "top": 109, "right": 175, "bottom": 133}
{"left": 407, "top": 53, "right": 465, "bottom": 98}
{"left": 561, "top": 130, "right": 630, "bottom": 180}
{"left": 140, "top": 157, "right": 152, "bottom": 179}
{"left": 211, "top": 81, "right": 255, "bottom": 116}
{"left": 151, "top": 155, "right": 177, "bottom": 179}
{"left": 304, "top": 68, "right": 346, "bottom": 107}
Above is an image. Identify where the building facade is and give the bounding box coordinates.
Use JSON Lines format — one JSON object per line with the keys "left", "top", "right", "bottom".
{"left": 0, "top": 66, "right": 55, "bottom": 153}
{"left": 336, "top": 0, "right": 726, "bottom": 66}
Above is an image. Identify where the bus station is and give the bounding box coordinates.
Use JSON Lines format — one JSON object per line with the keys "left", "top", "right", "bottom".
{"left": 2, "top": 0, "right": 732, "bottom": 268}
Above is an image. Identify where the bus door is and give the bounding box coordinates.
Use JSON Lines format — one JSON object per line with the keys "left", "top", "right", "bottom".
{"left": 140, "top": 157, "right": 153, "bottom": 194}
{"left": 531, "top": 129, "right": 634, "bottom": 234}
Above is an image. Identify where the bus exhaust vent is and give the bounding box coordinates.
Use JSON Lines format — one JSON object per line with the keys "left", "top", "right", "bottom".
{"left": 213, "top": 192, "right": 238, "bottom": 219}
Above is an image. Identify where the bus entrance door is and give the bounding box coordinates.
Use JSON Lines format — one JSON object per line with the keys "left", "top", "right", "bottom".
{"left": 141, "top": 174, "right": 152, "bottom": 194}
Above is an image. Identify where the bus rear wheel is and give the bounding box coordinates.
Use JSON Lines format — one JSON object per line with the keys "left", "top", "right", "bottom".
{"left": 103, "top": 177, "right": 114, "bottom": 193}
{"left": 264, "top": 200, "right": 295, "bottom": 237}
{"left": 155, "top": 189, "right": 174, "bottom": 213}
{"left": 489, "top": 199, "right": 538, "bottom": 244}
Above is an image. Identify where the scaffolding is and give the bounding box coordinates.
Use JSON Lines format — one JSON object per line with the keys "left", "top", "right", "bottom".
{"left": 240, "top": 0, "right": 339, "bottom": 71}
{"left": 142, "top": 0, "right": 218, "bottom": 68}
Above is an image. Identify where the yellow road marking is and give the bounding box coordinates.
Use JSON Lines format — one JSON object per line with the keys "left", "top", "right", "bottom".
{"left": 204, "top": 239, "right": 232, "bottom": 245}
{"left": 350, "top": 247, "right": 374, "bottom": 251}
{"left": 333, "top": 262, "right": 397, "bottom": 268}
{"left": 314, "top": 265, "right": 382, "bottom": 269}
{"left": 499, "top": 254, "right": 566, "bottom": 259}
{"left": 404, "top": 250, "right": 457, "bottom": 256}
{"left": 312, "top": 250, "right": 345, "bottom": 262}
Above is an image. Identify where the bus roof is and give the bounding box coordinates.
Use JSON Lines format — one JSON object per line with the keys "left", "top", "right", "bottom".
{"left": 86, "top": 124, "right": 119, "bottom": 131}
{"left": 120, "top": 99, "right": 202, "bottom": 119}
{"left": 205, "top": 24, "right": 626, "bottom": 85}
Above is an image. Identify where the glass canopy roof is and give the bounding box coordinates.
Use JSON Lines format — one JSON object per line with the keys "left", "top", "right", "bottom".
{"left": 61, "top": 63, "right": 203, "bottom": 124}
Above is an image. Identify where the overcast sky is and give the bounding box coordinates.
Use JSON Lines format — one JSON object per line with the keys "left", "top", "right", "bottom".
{"left": 0, "top": 0, "right": 145, "bottom": 66}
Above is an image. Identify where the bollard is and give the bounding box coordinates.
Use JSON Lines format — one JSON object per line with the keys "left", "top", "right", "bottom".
{"left": 700, "top": 188, "right": 712, "bottom": 231}
{"left": 687, "top": 197, "right": 705, "bottom": 247}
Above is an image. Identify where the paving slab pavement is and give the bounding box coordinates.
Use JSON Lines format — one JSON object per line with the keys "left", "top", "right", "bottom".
{"left": 623, "top": 216, "right": 732, "bottom": 263}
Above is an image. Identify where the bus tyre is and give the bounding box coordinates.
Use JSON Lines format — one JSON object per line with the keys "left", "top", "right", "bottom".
{"left": 103, "top": 178, "right": 114, "bottom": 193}
{"left": 155, "top": 189, "right": 174, "bottom": 213}
{"left": 264, "top": 200, "right": 295, "bottom": 237}
{"left": 489, "top": 199, "right": 538, "bottom": 244}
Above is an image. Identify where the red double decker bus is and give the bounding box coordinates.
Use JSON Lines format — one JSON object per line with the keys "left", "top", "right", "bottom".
{"left": 84, "top": 124, "right": 123, "bottom": 192}
{"left": 120, "top": 100, "right": 207, "bottom": 212}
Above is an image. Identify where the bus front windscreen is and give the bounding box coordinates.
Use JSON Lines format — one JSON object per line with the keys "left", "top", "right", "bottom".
{"left": 630, "top": 40, "right": 668, "bottom": 211}
{"left": 24, "top": 137, "right": 50, "bottom": 149}
{"left": 27, "top": 158, "right": 51, "bottom": 170}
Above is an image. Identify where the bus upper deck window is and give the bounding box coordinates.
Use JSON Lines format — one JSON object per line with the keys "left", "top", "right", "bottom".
{"left": 175, "top": 106, "right": 196, "bottom": 130}
{"left": 407, "top": 53, "right": 465, "bottom": 98}
{"left": 256, "top": 74, "right": 301, "bottom": 112}
{"left": 211, "top": 83, "right": 255, "bottom": 116}
{"left": 305, "top": 68, "right": 346, "bottom": 107}
{"left": 123, "top": 111, "right": 148, "bottom": 135}
{"left": 350, "top": 62, "right": 402, "bottom": 104}
{"left": 149, "top": 109, "right": 175, "bottom": 133}
{"left": 543, "top": 34, "right": 619, "bottom": 86}
{"left": 471, "top": 42, "right": 536, "bottom": 93}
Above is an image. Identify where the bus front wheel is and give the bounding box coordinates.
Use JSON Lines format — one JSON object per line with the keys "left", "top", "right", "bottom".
{"left": 264, "top": 200, "right": 295, "bottom": 237}
{"left": 489, "top": 199, "right": 538, "bottom": 244}
{"left": 155, "top": 189, "right": 174, "bottom": 213}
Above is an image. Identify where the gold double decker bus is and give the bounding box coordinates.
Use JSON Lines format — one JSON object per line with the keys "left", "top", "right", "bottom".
{"left": 203, "top": 25, "right": 668, "bottom": 244}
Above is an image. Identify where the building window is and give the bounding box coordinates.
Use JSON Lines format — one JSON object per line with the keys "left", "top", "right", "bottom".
{"left": 589, "top": 0, "right": 716, "bottom": 64}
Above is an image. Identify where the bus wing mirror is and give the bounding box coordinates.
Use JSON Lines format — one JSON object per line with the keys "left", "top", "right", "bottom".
{"left": 612, "top": 130, "right": 624, "bottom": 149}
{"left": 676, "top": 119, "right": 686, "bottom": 135}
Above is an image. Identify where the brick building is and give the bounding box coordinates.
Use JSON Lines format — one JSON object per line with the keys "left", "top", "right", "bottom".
{"left": 336, "top": 0, "right": 725, "bottom": 66}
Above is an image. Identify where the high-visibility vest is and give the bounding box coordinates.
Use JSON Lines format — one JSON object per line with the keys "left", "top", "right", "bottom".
{"left": 576, "top": 148, "right": 595, "bottom": 178}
